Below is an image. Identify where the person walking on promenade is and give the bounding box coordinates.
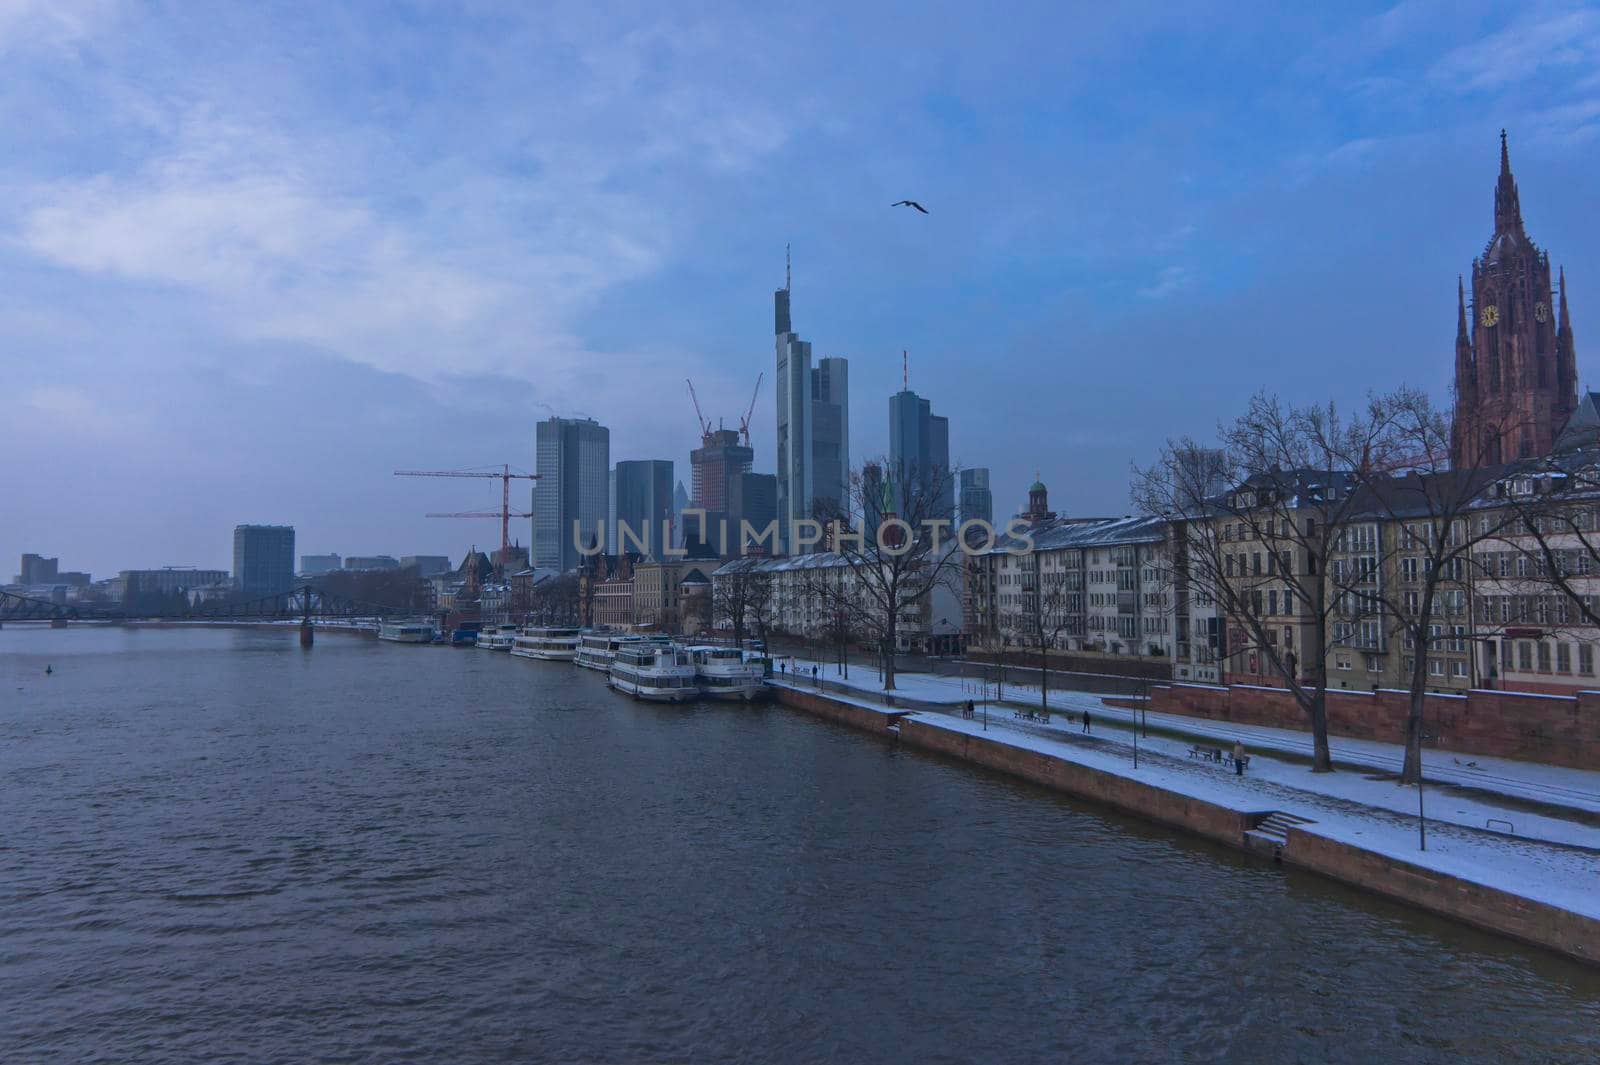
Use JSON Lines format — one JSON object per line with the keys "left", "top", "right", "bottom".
{"left": 1233, "top": 740, "right": 1246, "bottom": 776}
{"left": 1082, "top": 709, "right": 1091, "bottom": 734}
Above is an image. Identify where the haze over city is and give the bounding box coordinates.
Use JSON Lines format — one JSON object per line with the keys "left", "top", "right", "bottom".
{"left": 3, "top": 1, "right": 1599, "bottom": 575}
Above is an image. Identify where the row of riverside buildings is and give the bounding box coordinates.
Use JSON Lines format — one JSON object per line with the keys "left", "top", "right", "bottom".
{"left": 712, "top": 133, "right": 1600, "bottom": 696}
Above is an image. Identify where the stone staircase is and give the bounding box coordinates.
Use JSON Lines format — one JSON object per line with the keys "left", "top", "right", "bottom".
{"left": 1244, "top": 811, "right": 1315, "bottom": 857}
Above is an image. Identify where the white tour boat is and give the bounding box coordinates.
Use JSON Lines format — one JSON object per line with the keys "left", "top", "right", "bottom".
{"left": 378, "top": 619, "right": 436, "bottom": 644}
{"left": 477, "top": 624, "right": 519, "bottom": 651}
{"left": 511, "top": 626, "right": 583, "bottom": 661}
{"left": 575, "top": 631, "right": 644, "bottom": 672}
{"left": 608, "top": 643, "right": 699, "bottom": 702}
{"left": 688, "top": 646, "right": 767, "bottom": 701}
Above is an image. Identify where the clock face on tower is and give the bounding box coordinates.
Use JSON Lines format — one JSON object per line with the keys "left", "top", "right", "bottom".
{"left": 1536, "top": 302, "right": 1549, "bottom": 323}
{"left": 1480, "top": 305, "right": 1500, "bottom": 328}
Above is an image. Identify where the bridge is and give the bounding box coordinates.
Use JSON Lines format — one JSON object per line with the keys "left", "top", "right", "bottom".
{"left": 0, "top": 585, "right": 419, "bottom": 645}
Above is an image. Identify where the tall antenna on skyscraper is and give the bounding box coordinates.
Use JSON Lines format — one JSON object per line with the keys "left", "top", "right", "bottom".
{"left": 786, "top": 243, "right": 791, "bottom": 292}
{"left": 903, "top": 350, "right": 908, "bottom": 390}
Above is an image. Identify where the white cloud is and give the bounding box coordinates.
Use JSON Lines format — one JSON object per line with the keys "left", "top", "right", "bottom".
{"left": 1430, "top": 8, "right": 1600, "bottom": 91}
{"left": 1138, "top": 265, "right": 1192, "bottom": 300}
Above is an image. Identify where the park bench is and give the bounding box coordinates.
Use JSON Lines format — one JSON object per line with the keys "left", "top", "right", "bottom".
{"left": 1188, "top": 745, "right": 1223, "bottom": 763}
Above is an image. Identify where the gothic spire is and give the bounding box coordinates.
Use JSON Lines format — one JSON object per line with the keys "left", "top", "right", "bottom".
{"left": 1494, "top": 128, "right": 1524, "bottom": 237}
{"left": 1457, "top": 275, "right": 1468, "bottom": 341}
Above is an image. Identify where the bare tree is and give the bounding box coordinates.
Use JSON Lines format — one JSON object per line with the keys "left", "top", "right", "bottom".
{"left": 1133, "top": 392, "right": 1391, "bottom": 772}
{"left": 1324, "top": 387, "right": 1513, "bottom": 783}
{"left": 712, "top": 557, "right": 773, "bottom": 648}
{"left": 799, "top": 458, "right": 963, "bottom": 691}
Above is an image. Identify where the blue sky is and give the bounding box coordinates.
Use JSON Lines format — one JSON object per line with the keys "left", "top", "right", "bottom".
{"left": 4, "top": 0, "right": 1600, "bottom": 576}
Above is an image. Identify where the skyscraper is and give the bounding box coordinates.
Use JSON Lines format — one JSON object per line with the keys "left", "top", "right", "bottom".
{"left": 888, "top": 388, "right": 953, "bottom": 520}
{"left": 535, "top": 416, "right": 610, "bottom": 572}
{"left": 1451, "top": 131, "right": 1579, "bottom": 468}
{"left": 811, "top": 357, "right": 849, "bottom": 520}
{"left": 959, "top": 468, "right": 993, "bottom": 528}
{"left": 774, "top": 250, "right": 848, "bottom": 551}
{"left": 233, "top": 525, "right": 295, "bottom": 598}
{"left": 775, "top": 257, "right": 811, "bottom": 553}
{"left": 612, "top": 459, "right": 675, "bottom": 557}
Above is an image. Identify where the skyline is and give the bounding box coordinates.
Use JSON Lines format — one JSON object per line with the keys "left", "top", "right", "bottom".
{"left": 4, "top": 2, "right": 1600, "bottom": 575}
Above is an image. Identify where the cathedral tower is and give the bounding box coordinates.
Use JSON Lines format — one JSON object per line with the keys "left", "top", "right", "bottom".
{"left": 1451, "top": 131, "right": 1578, "bottom": 468}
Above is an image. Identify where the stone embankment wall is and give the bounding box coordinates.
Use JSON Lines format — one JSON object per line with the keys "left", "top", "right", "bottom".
{"left": 771, "top": 684, "right": 1600, "bottom": 967}
{"left": 1149, "top": 682, "right": 1600, "bottom": 770}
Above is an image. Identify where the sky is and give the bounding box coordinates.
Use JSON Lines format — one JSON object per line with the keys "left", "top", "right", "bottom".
{"left": 4, "top": 0, "right": 1600, "bottom": 578}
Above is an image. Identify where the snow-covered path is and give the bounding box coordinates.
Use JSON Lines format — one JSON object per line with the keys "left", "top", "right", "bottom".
{"left": 772, "top": 655, "right": 1600, "bottom": 817}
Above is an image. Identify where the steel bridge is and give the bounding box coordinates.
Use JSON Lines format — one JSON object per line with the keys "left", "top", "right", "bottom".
{"left": 0, "top": 586, "right": 417, "bottom": 642}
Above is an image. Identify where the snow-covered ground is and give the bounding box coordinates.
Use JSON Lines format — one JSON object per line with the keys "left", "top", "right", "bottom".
{"left": 773, "top": 655, "right": 1600, "bottom": 818}
{"left": 770, "top": 656, "right": 1600, "bottom": 921}
{"left": 904, "top": 711, "right": 1600, "bottom": 922}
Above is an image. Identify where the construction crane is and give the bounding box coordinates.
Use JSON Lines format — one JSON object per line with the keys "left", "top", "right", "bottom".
{"left": 395, "top": 465, "right": 539, "bottom": 575}
{"left": 739, "top": 371, "right": 763, "bottom": 447}
{"left": 686, "top": 378, "right": 713, "bottom": 444}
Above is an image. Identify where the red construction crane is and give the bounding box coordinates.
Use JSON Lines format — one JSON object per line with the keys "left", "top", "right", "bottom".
{"left": 395, "top": 465, "right": 539, "bottom": 574}
{"left": 739, "top": 371, "right": 763, "bottom": 447}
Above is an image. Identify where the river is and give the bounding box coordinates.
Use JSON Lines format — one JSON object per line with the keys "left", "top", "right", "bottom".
{"left": 3, "top": 626, "right": 1598, "bottom": 1064}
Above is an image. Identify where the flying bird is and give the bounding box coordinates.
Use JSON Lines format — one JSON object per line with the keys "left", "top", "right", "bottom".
{"left": 891, "top": 200, "right": 929, "bottom": 214}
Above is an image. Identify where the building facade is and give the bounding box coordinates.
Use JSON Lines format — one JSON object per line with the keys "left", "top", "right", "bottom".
{"left": 18, "top": 553, "right": 58, "bottom": 585}
{"left": 1451, "top": 131, "right": 1578, "bottom": 468}
{"left": 300, "top": 553, "right": 341, "bottom": 576}
{"left": 888, "top": 388, "right": 952, "bottom": 519}
{"left": 959, "top": 468, "right": 994, "bottom": 529}
{"left": 612, "top": 459, "right": 675, "bottom": 557}
{"left": 535, "top": 416, "right": 610, "bottom": 572}
{"left": 773, "top": 260, "right": 848, "bottom": 552}
{"left": 233, "top": 525, "right": 295, "bottom": 598}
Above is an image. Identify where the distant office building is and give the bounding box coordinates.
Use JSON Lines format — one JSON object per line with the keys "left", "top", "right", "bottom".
{"left": 19, "top": 554, "right": 58, "bottom": 585}
{"left": 691, "top": 429, "right": 754, "bottom": 516}
{"left": 673, "top": 481, "right": 690, "bottom": 549}
{"left": 535, "top": 416, "right": 610, "bottom": 572}
{"left": 811, "top": 357, "right": 850, "bottom": 519}
{"left": 344, "top": 555, "right": 400, "bottom": 571}
{"left": 300, "top": 553, "right": 342, "bottom": 576}
{"left": 613, "top": 459, "right": 675, "bottom": 557}
{"left": 400, "top": 555, "right": 451, "bottom": 576}
{"left": 730, "top": 472, "right": 778, "bottom": 553}
{"left": 889, "top": 388, "right": 953, "bottom": 520}
{"left": 233, "top": 525, "right": 295, "bottom": 598}
{"left": 960, "top": 468, "right": 993, "bottom": 528}
{"left": 56, "top": 571, "right": 91, "bottom": 587}
{"left": 115, "top": 568, "right": 231, "bottom": 603}
{"left": 774, "top": 254, "right": 848, "bottom": 552}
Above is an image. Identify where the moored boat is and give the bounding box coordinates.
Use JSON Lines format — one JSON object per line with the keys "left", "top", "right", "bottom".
{"left": 379, "top": 619, "right": 437, "bottom": 643}
{"left": 575, "top": 631, "right": 644, "bottom": 672}
{"left": 512, "top": 626, "right": 582, "bottom": 661}
{"left": 608, "top": 643, "right": 699, "bottom": 702}
{"left": 477, "top": 624, "right": 519, "bottom": 651}
{"left": 688, "top": 645, "right": 767, "bottom": 701}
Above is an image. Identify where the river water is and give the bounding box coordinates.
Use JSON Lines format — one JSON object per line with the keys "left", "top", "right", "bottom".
{"left": 2, "top": 626, "right": 1598, "bottom": 1064}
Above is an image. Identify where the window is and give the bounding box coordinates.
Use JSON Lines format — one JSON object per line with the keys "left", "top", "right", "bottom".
{"left": 1365, "top": 654, "right": 1380, "bottom": 672}
{"left": 1451, "top": 660, "right": 1467, "bottom": 678}
{"left": 1518, "top": 641, "right": 1533, "bottom": 671}
{"left": 1558, "top": 642, "right": 1572, "bottom": 674}
{"left": 1582, "top": 643, "right": 1595, "bottom": 675}
{"left": 1537, "top": 641, "right": 1552, "bottom": 673}
{"left": 1429, "top": 658, "right": 1444, "bottom": 677}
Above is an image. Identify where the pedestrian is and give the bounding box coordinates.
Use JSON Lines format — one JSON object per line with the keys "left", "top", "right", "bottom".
{"left": 1233, "top": 739, "right": 1246, "bottom": 776}
{"left": 1082, "top": 709, "right": 1091, "bottom": 734}
{"left": 965, "top": 699, "right": 975, "bottom": 720}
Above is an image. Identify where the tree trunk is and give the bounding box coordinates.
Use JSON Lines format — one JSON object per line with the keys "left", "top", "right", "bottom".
{"left": 1308, "top": 689, "right": 1333, "bottom": 772}
{"left": 1040, "top": 642, "right": 1048, "bottom": 713}
{"left": 1400, "top": 650, "right": 1429, "bottom": 785}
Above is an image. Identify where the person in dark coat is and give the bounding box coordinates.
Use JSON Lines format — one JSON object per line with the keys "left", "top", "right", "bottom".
{"left": 1082, "top": 709, "right": 1091, "bottom": 733}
